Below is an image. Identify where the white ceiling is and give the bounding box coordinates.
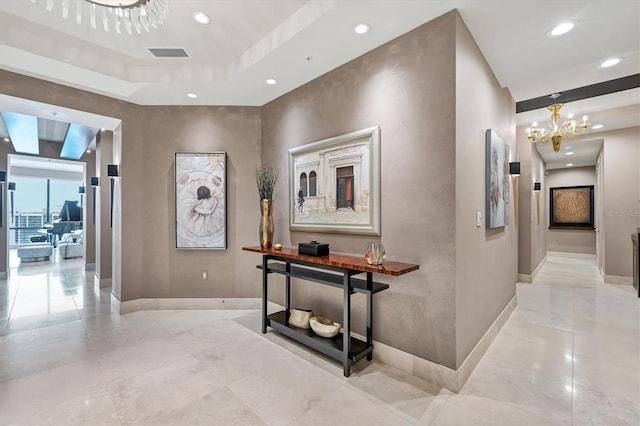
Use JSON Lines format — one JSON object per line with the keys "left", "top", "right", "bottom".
{"left": 0, "top": 0, "right": 638, "bottom": 166}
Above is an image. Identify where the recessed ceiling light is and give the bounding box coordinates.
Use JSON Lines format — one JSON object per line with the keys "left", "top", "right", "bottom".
{"left": 566, "top": 151, "right": 574, "bottom": 155}
{"left": 600, "top": 58, "right": 621, "bottom": 68}
{"left": 548, "top": 22, "right": 575, "bottom": 37}
{"left": 265, "top": 79, "right": 277, "bottom": 85}
{"left": 192, "top": 12, "right": 210, "bottom": 25}
{"left": 3, "top": 137, "right": 9, "bottom": 142}
{"left": 86, "top": 149, "right": 91, "bottom": 153}
{"left": 187, "top": 93, "right": 198, "bottom": 99}
{"left": 354, "top": 23, "right": 369, "bottom": 34}
{"left": 566, "top": 163, "right": 574, "bottom": 167}
{"left": 592, "top": 124, "right": 604, "bottom": 129}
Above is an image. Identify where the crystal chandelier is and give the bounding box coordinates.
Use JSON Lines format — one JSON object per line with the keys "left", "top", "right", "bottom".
{"left": 526, "top": 94, "right": 590, "bottom": 152}
{"left": 31, "top": 0, "right": 169, "bottom": 34}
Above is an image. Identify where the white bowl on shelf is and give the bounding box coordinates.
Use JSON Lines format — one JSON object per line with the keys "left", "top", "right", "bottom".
{"left": 288, "top": 308, "right": 313, "bottom": 329}
{"left": 309, "top": 316, "right": 340, "bottom": 338}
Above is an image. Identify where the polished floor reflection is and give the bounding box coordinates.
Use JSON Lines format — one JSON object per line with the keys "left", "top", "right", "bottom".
{"left": 0, "top": 252, "right": 638, "bottom": 425}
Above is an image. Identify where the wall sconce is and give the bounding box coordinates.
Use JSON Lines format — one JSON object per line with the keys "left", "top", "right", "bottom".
{"left": 8, "top": 182, "right": 16, "bottom": 225}
{"left": 509, "top": 162, "right": 520, "bottom": 227}
{"left": 78, "top": 185, "right": 85, "bottom": 208}
{"left": 107, "top": 165, "right": 119, "bottom": 228}
{"left": 533, "top": 182, "right": 541, "bottom": 225}
{"left": 0, "top": 171, "right": 5, "bottom": 228}
{"left": 91, "top": 177, "right": 99, "bottom": 225}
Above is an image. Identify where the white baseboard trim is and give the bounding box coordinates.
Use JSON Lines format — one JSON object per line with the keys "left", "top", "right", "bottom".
{"left": 94, "top": 276, "right": 112, "bottom": 292}
{"left": 531, "top": 256, "right": 546, "bottom": 282}
{"left": 109, "top": 294, "right": 517, "bottom": 394}
{"left": 518, "top": 273, "right": 531, "bottom": 283}
{"left": 547, "top": 251, "right": 596, "bottom": 259}
{"left": 604, "top": 274, "right": 633, "bottom": 285}
{"left": 365, "top": 295, "right": 517, "bottom": 393}
{"left": 518, "top": 256, "right": 547, "bottom": 284}
{"left": 110, "top": 296, "right": 263, "bottom": 315}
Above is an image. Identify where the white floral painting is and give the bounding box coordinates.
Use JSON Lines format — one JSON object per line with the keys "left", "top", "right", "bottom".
{"left": 485, "top": 130, "right": 510, "bottom": 229}
{"left": 175, "top": 152, "right": 226, "bottom": 249}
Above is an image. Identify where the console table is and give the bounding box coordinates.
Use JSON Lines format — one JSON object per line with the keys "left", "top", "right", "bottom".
{"left": 243, "top": 246, "right": 419, "bottom": 376}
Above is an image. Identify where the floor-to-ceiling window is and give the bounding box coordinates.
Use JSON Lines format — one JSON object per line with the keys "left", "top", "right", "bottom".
{"left": 10, "top": 176, "right": 82, "bottom": 246}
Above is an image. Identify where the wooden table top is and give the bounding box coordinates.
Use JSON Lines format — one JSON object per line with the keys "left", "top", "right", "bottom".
{"left": 242, "top": 246, "right": 419, "bottom": 276}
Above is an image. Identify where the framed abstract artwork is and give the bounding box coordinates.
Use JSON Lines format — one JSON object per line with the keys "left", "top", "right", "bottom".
{"left": 549, "top": 185, "right": 594, "bottom": 229}
{"left": 175, "top": 152, "right": 227, "bottom": 249}
{"left": 289, "top": 126, "right": 381, "bottom": 235}
{"left": 485, "top": 129, "right": 510, "bottom": 229}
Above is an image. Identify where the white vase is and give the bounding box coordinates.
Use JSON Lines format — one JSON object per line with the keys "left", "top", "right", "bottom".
{"left": 288, "top": 308, "right": 313, "bottom": 329}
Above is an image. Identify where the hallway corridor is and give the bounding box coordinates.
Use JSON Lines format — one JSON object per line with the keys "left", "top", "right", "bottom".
{"left": 0, "top": 253, "right": 638, "bottom": 425}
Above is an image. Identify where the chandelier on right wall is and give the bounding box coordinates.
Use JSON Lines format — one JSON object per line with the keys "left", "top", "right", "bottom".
{"left": 526, "top": 93, "right": 590, "bottom": 152}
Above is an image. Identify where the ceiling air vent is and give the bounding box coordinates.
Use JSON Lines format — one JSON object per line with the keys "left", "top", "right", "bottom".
{"left": 148, "top": 48, "right": 190, "bottom": 58}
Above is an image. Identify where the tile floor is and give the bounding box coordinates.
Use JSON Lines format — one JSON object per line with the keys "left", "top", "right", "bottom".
{"left": 0, "top": 252, "right": 638, "bottom": 425}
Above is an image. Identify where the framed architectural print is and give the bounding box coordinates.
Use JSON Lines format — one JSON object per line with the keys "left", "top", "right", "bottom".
{"left": 485, "top": 129, "right": 510, "bottom": 229}
{"left": 175, "top": 152, "right": 227, "bottom": 249}
{"left": 289, "top": 126, "right": 381, "bottom": 235}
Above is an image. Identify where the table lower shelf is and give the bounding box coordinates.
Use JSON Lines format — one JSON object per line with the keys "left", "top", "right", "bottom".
{"left": 267, "top": 311, "right": 373, "bottom": 364}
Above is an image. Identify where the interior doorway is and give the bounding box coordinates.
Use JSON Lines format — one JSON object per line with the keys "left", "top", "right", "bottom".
{"left": 7, "top": 154, "right": 86, "bottom": 268}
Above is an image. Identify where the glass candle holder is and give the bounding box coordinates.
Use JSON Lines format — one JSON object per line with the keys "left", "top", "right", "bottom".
{"left": 365, "top": 242, "right": 386, "bottom": 265}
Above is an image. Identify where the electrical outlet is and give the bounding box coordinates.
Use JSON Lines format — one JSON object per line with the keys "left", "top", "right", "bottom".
{"left": 202, "top": 271, "right": 208, "bottom": 280}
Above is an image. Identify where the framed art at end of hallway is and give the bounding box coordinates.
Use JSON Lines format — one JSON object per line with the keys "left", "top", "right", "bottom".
{"left": 175, "top": 152, "right": 227, "bottom": 249}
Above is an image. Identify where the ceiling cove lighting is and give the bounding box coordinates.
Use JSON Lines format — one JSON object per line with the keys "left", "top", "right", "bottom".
{"left": 354, "top": 23, "right": 369, "bottom": 34}
{"left": 32, "top": 0, "right": 169, "bottom": 34}
{"left": 526, "top": 93, "right": 590, "bottom": 153}
{"left": 548, "top": 22, "right": 575, "bottom": 37}
{"left": 0, "top": 111, "right": 39, "bottom": 155}
{"left": 265, "top": 79, "right": 277, "bottom": 85}
{"left": 192, "top": 11, "right": 210, "bottom": 25}
{"left": 600, "top": 58, "right": 621, "bottom": 68}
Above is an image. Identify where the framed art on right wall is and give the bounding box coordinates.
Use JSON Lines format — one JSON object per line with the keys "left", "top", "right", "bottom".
{"left": 549, "top": 185, "right": 594, "bottom": 229}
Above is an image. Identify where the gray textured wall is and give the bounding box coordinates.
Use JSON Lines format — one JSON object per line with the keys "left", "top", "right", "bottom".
{"left": 602, "top": 127, "right": 640, "bottom": 277}
{"left": 453, "top": 13, "right": 517, "bottom": 367}
{"left": 261, "top": 10, "right": 458, "bottom": 368}
{"left": 516, "top": 129, "right": 547, "bottom": 276}
{"left": 139, "top": 106, "right": 261, "bottom": 299}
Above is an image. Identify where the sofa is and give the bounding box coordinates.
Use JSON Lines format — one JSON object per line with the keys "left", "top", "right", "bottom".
{"left": 17, "top": 244, "right": 53, "bottom": 262}
{"left": 58, "top": 230, "right": 84, "bottom": 259}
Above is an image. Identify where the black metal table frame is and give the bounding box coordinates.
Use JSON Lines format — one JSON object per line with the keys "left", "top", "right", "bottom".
{"left": 259, "top": 253, "right": 387, "bottom": 377}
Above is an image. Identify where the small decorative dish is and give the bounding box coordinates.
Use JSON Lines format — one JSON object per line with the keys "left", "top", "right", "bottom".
{"left": 309, "top": 316, "right": 340, "bottom": 338}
